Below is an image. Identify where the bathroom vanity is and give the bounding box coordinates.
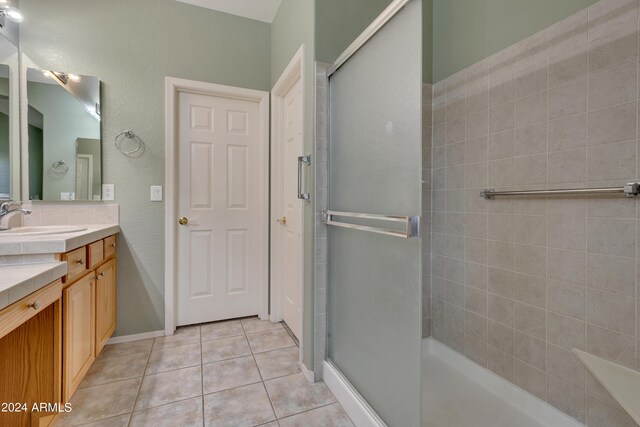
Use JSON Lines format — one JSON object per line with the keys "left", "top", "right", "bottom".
{"left": 0, "top": 225, "right": 119, "bottom": 426}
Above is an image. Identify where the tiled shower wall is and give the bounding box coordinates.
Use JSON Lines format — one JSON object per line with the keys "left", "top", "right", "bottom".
{"left": 423, "top": 83, "right": 433, "bottom": 338}
{"left": 430, "top": 0, "right": 640, "bottom": 424}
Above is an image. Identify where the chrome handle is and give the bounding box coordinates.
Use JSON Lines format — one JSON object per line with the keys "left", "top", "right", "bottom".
{"left": 297, "top": 155, "right": 311, "bottom": 202}
{"left": 179, "top": 217, "right": 188, "bottom": 226}
{"left": 29, "top": 301, "right": 40, "bottom": 310}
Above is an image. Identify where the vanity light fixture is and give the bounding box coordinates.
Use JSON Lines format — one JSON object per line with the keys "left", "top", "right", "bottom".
{"left": 0, "top": 0, "right": 23, "bottom": 24}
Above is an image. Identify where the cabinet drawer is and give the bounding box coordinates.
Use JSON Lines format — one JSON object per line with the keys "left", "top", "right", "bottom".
{"left": 88, "top": 240, "right": 104, "bottom": 270}
{"left": 104, "top": 235, "right": 116, "bottom": 259}
{"left": 0, "top": 279, "right": 63, "bottom": 340}
{"left": 64, "top": 247, "right": 88, "bottom": 283}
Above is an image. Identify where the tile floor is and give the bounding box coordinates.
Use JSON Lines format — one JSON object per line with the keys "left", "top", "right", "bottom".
{"left": 54, "top": 317, "right": 354, "bottom": 427}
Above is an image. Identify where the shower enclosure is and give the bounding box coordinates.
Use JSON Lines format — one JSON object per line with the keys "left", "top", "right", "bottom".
{"left": 320, "top": 0, "right": 640, "bottom": 426}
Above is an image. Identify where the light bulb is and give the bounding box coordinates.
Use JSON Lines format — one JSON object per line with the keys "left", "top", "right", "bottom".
{"left": 5, "top": 7, "right": 23, "bottom": 23}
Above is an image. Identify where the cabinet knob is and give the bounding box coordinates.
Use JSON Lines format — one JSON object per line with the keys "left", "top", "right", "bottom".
{"left": 277, "top": 216, "right": 287, "bottom": 225}
{"left": 77, "top": 259, "right": 84, "bottom": 265}
{"left": 111, "top": 243, "right": 116, "bottom": 248}
{"left": 97, "top": 273, "right": 104, "bottom": 280}
{"left": 29, "top": 301, "right": 40, "bottom": 310}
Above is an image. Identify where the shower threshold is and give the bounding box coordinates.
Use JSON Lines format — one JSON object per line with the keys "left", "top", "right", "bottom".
{"left": 422, "top": 338, "right": 584, "bottom": 427}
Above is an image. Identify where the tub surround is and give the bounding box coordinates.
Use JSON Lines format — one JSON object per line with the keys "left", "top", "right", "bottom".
{"left": 0, "top": 224, "right": 120, "bottom": 255}
{"left": 429, "top": 0, "right": 640, "bottom": 424}
{"left": 0, "top": 261, "right": 66, "bottom": 310}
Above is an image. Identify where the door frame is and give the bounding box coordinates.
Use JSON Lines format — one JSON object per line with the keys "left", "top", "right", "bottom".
{"left": 75, "top": 153, "right": 93, "bottom": 200}
{"left": 164, "top": 77, "right": 270, "bottom": 336}
{"left": 270, "top": 46, "right": 305, "bottom": 339}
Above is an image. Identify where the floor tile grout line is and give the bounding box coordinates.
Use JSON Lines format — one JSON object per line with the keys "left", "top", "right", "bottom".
{"left": 127, "top": 335, "right": 156, "bottom": 427}
{"left": 241, "top": 318, "right": 279, "bottom": 424}
{"left": 200, "top": 325, "right": 205, "bottom": 427}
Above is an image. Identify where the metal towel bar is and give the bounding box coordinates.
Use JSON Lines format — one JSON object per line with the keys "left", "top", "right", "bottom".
{"left": 482, "top": 183, "right": 640, "bottom": 200}
{"left": 322, "top": 210, "right": 420, "bottom": 238}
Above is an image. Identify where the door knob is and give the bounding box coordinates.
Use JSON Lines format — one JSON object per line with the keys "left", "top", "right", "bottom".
{"left": 277, "top": 216, "right": 287, "bottom": 225}
{"left": 178, "top": 217, "right": 189, "bottom": 226}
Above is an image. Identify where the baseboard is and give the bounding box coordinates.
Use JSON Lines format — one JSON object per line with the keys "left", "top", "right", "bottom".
{"left": 423, "top": 338, "right": 584, "bottom": 427}
{"left": 323, "top": 360, "right": 387, "bottom": 427}
{"left": 300, "top": 361, "right": 315, "bottom": 383}
{"left": 107, "top": 330, "right": 165, "bottom": 345}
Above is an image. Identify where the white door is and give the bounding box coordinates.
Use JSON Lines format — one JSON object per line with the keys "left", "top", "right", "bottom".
{"left": 75, "top": 156, "right": 90, "bottom": 200}
{"left": 177, "top": 91, "right": 263, "bottom": 326}
{"left": 279, "top": 79, "right": 303, "bottom": 339}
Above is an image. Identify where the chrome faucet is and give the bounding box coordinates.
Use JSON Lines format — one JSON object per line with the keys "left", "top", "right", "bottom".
{"left": 0, "top": 201, "right": 32, "bottom": 231}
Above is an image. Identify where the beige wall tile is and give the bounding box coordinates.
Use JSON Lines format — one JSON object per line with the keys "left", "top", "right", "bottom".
{"left": 446, "top": 258, "right": 465, "bottom": 285}
{"left": 464, "top": 335, "right": 488, "bottom": 367}
{"left": 516, "top": 61, "right": 548, "bottom": 99}
{"left": 516, "top": 91, "right": 548, "bottom": 127}
{"left": 587, "top": 217, "right": 635, "bottom": 257}
{"left": 587, "top": 324, "right": 636, "bottom": 368}
{"left": 547, "top": 375, "right": 586, "bottom": 423}
{"left": 466, "top": 238, "right": 488, "bottom": 265}
{"left": 547, "top": 312, "right": 586, "bottom": 351}
{"left": 465, "top": 310, "right": 488, "bottom": 340}
{"left": 587, "top": 254, "right": 636, "bottom": 296}
{"left": 588, "top": 21, "right": 639, "bottom": 74}
{"left": 465, "top": 262, "right": 488, "bottom": 290}
{"left": 546, "top": 344, "right": 586, "bottom": 389}
{"left": 465, "top": 287, "right": 488, "bottom": 316}
{"left": 487, "top": 240, "right": 514, "bottom": 270}
{"left": 466, "top": 110, "right": 489, "bottom": 140}
{"left": 514, "top": 331, "right": 546, "bottom": 371}
{"left": 548, "top": 114, "right": 587, "bottom": 152}
{"left": 515, "top": 123, "right": 547, "bottom": 156}
{"left": 514, "top": 302, "right": 546, "bottom": 339}
{"left": 549, "top": 52, "right": 588, "bottom": 88}
{"left": 548, "top": 78, "right": 588, "bottom": 119}
{"left": 466, "top": 213, "right": 488, "bottom": 239}
{"left": 515, "top": 215, "right": 547, "bottom": 246}
{"left": 588, "top": 0, "right": 638, "bottom": 40}
{"left": 547, "top": 148, "right": 587, "bottom": 184}
{"left": 488, "top": 320, "right": 515, "bottom": 354}
{"left": 587, "top": 288, "right": 636, "bottom": 335}
{"left": 514, "top": 245, "right": 547, "bottom": 278}
{"left": 489, "top": 102, "right": 516, "bottom": 133}
{"left": 548, "top": 280, "right": 586, "bottom": 320}
{"left": 547, "top": 248, "right": 586, "bottom": 285}
{"left": 466, "top": 162, "right": 488, "bottom": 189}
{"left": 447, "top": 118, "right": 466, "bottom": 144}
{"left": 588, "top": 61, "right": 637, "bottom": 110}
{"left": 547, "top": 216, "right": 586, "bottom": 251}
{"left": 466, "top": 136, "right": 488, "bottom": 163}
{"left": 488, "top": 293, "right": 514, "bottom": 326}
{"left": 515, "top": 154, "right": 547, "bottom": 185}
{"left": 586, "top": 395, "right": 637, "bottom": 427}
{"left": 515, "top": 360, "right": 547, "bottom": 401}
{"left": 488, "top": 214, "right": 514, "bottom": 242}
{"left": 488, "top": 158, "right": 515, "bottom": 187}
{"left": 487, "top": 130, "right": 515, "bottom": 160}
{"left": 489, "top": 73, "right": 516, "bottom": 107}
{"left": 514, "top": 273, "right": 546, "bottom": 308}
{"left": 587, "top": 102, "right": 637, "bottom": 146}
{"left": 446, "top": 141, "right": 466, "bottom": 166}
{"left": 488, "top": 345, "right": 515, "bottom": 382}
{"left": 488, "top": 267, "right": 515, "bottom": 298}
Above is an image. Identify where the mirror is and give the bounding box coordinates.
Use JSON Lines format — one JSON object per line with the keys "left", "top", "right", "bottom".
{"left": 0, "top": 33, "right": 18, "bottom": 201}
{"left": 26, "top": 68, "right": 101, "bottom": 201}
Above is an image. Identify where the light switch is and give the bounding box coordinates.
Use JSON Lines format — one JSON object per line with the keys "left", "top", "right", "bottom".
{"left": 102, "top": 184, "right": 115, "bottom": 201}
{"left": 150, "top": 185, "right": 163, "bottom": 202}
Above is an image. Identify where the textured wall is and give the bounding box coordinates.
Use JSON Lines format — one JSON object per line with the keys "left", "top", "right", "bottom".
{"left": 430, "top": 0, "right": 640, "bottom": 424}
{"left": 432, "top": 0, "right": 600, "bottom": 82}
{"left": 271, "top": 0, "right": 316, "bottom": 371}
{"left": 20, "top": 0, "right": 271, "bottom": 336}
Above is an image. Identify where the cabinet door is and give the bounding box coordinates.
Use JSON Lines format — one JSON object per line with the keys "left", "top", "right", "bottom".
{"left": 95, "top": 259, "right": 116, "bottom": 355}
{"left": 63, "top": 274, "right": 95, "bottom": 401}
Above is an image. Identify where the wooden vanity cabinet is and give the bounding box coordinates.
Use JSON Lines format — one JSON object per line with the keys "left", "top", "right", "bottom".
{"left": 0, "top": 280, "right": 63, "bottom": 427}
{"left": 95, "top": 259, "right": 116, "bottom": 354}
{"left": 62, "top": 273, "right": 95, "bottom": 401}
{"left": 60, "top": 234, "right": 117, "bottom": 402}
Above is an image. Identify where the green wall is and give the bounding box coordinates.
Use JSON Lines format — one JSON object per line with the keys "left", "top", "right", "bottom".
{"left": 432, "top": 0, "right": 598, "bottom": 82}
{"left": 271, "top": 0, "right": 316, "bottom": 371}
{"left": 28, "top": 125, "right": 43, "bottom": 199}
{"left": 0, "top": 111, "right": 8, "bottom": 195}
{"left": 21, "top": 0, "right": 271, "bottom": 337}
{"left": 315, "top": 0, "right": 393, "bottom": 65}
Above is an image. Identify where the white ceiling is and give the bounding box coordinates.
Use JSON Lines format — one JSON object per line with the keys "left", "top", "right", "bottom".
{"left": 176, "top": 0, "right": 282, "bottom": 23}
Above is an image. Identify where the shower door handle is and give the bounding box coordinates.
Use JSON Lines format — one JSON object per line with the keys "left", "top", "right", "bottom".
{"left": 298, "top": 155, "right": 311, "bottom": 202}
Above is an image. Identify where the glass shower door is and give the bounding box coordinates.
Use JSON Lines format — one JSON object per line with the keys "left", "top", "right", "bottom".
{"left": 326, "top": 0, "right": 423, "bottom": 426}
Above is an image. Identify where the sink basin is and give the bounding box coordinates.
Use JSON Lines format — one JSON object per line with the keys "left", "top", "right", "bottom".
{"left": 0, "top": 226, "right": 88, "bottom": 236}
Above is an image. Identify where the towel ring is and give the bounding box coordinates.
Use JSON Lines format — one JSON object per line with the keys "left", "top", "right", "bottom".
{"left": 50, "top": 160, "right": 69, "bottom": 176}
{"left": 114, "top": 130, "right": 144, "bottom": 155}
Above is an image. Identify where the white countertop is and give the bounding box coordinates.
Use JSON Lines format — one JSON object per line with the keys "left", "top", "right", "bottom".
{"left": 0, "top": 224, "right": 120, "bottom": 255}
{"left": 0, "top": 261, "right": 67, "bottom": 310}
